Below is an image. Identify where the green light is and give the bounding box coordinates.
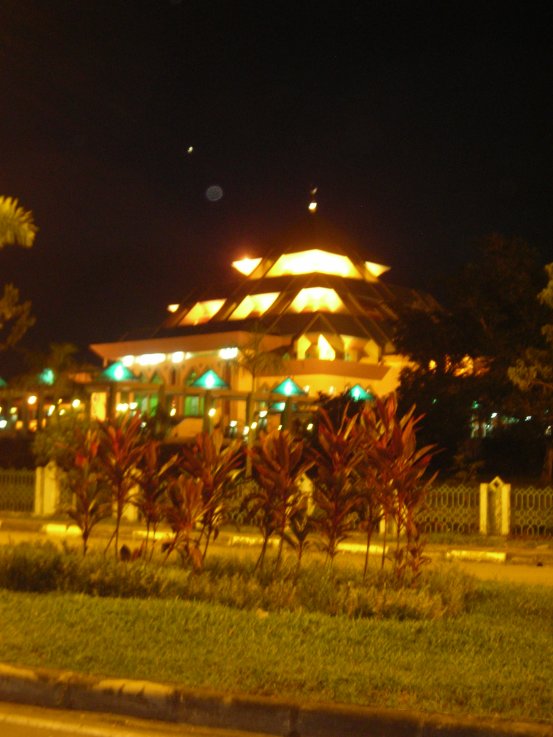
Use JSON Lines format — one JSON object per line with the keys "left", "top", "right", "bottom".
{"left": 0, "top": 377, "right": 6, "bottom": 388}
{"left": 38, "top": 368, "right": 55, "bottom": 386}
{"left": 349, "top": 384, "right": 372, "bottom": 401}
{"left": 101, "top": 362, "right": 136, "bottom": 382}
{"left": 192, "top": 369, "right": 228, "bottom": 389}
{"left": 272, "top": 377, "right": 305, "bottom": 396}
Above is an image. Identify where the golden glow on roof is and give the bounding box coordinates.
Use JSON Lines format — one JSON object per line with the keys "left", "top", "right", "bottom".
{"left": 167, "top": 303, "right": 179, "bottom": 313}
{"left": 364, "top": 260, "right": 390, "bottom": 278}
{"left": 179, "top": 299, "right": 225, "bottom": 326}
{"left": 229, "top": 292, "right": 280, "bottom": 320}
{"left": 267, "top": 249, "right": 362, "bottom": 278}
{"left": 289, "top": 287, "right": 345, "bottom": 314}
{"left": 232, "top": 257, "right": 262, "bottom": 276}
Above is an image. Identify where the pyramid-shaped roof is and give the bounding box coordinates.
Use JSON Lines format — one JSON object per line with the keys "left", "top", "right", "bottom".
{"left": 121, "top": 241, "right": 437, "bottom": 356}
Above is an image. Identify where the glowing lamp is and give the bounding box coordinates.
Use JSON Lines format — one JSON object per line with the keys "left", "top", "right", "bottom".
{"left": 101, "top": 362, "right": 136, "bottom": 382}
{"left": 192, "top": 369, "right": 229, "bottom": 390}
{"left": 349, "top": 384, "right": 373, "bottom": 401}
{"left": 219, "top": 346, "right": 239, "bottom": 360}
{"left": 272, "top": 377, "right": 305, "bottom": 397}
{"left": 38, "top": 368, "right": 55, "bottom": 385}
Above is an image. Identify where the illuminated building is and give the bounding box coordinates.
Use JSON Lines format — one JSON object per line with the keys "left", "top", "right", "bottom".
{"left": 90, "top": 244, "right": 437, "bottom": 435}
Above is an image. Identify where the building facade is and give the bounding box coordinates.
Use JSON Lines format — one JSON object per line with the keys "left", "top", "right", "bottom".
{"left": 90, "top": 245, "right": 436, "bottom": 437}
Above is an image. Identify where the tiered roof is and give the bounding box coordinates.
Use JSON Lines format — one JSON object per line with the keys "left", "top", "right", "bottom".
{"left": 143, "top": 244, "right": 436, "bottom": 356}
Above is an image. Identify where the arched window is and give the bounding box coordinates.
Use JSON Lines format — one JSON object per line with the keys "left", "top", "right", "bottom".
{"left": 184, "top": 369, "right": 204, "bottom": 417}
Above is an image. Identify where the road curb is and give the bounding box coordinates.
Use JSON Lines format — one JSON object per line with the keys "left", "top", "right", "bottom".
{"left": 0, "top": 663, "right": 551, "bottom": 737}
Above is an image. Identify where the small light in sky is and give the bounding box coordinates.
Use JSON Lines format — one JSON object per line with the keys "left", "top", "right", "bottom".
{"left": 206, "top": 185, "right": 223, "bottom": 202}
{"left": 187, "top": 146, "right": 194, "bottom": 154}
{"left": 308, "top": 201, "right": 317, "bottom": 213}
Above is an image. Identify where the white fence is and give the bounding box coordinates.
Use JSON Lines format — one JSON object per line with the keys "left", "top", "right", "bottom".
{"left": 0, "top": 469, "right": 551, "bottom": 539}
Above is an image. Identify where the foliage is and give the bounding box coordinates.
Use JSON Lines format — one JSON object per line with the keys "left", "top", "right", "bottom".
{"left": 133, "top": 440, "right": 179, "bottom": 558}
{"left": 60, "top": 424, "right": 112, "bottom": 554}
{"left": 97, "top": 413, "right": 149, "bottom": 557}
{"left": 0, "top": 197, "right": 37, "bottom": 350}
{"left": 33, "top": 413, "right": 94, "bottom": 469}
{"left": 0, "top": 542, "right": 477, "bottom": 620}
{"left": 178, "top": 430, "right": 243, "bottom": 562}
{"left": 0, "top": 196, "right": 37, "bottom": 248}
{"left": 360, "top": 396, "right": 437, "bottom": 581}
{"left": 396, "top": 234, "right": 548, "bottom": 475}
{"left": 163, "top": 475, "right": 206, "bottom": 570}
{"left": 308, "top": 407, "right": 365, "bottom": 562}
{"left": 508, "top": 262, "right": 553, "bottom": 481}
{"left": 247, "top": 429, "right": 313, "bottom": 571}
{"left": 0, "top": 283, "right": 35, "bottom": 351}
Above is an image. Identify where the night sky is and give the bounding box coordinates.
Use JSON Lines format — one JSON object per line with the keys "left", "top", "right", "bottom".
{"left": 0, "top": 0, "right": 551, "bottom": 360}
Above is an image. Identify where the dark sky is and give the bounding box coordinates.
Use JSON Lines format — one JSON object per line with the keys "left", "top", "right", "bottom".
{"left": 0, "top": 0, "right": 551, "bottom": 358}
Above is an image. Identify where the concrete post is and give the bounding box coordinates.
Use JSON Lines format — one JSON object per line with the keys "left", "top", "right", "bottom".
{"left": 34, "top": 462, "right": 61, "bottom": 516}
{"left": 501, "top": 482, "right": 511, "bottom": 536}
{"left": 479, "top": 483, "right": 488, "bottom": 535}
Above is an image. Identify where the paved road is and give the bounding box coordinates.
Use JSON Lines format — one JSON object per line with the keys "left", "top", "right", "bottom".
{"left": 0, "top": 701, "right": 272, "bottom": 737}
{"left": 442, "top": 559, "right": 553, "bottom": 586}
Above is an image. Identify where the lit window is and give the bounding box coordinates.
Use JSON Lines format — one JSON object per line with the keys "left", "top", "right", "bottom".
{"left": 137, "top": 353, "right": 165, "bottom": 366}
{"left": 219, "top": 347, "right": 239, "bottom": 360}
{"left": 179, "top": 299, "right": 225, "bottom": 326}
{"left": 229, "top": 292, "right": 279, "bottom": 320}
{"left": 290, "top": 287, "right": 344, "bottom": 314}
{"left": 231, "top": 257, "right": 262, "bottom": 276}
{"left": 364, "top": 261, "right": 390, "bottom": 278}
{"left": 317, "top": 334, "right": 335, "bottom": 360}
{"left": 267, "top": 250, "right": 362, "bottom": 278}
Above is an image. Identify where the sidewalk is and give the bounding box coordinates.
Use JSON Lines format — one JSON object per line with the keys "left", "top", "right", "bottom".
{"left": 2, "top": 513, "right": 552, "bottom": 566}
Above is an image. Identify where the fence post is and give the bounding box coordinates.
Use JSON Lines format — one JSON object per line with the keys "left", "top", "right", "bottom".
{"left": 479, "top": 482, "right": 488, "bottom": 535}
{"left": 34, "top": 466, "right": 45, "bottom": 515}
{"left": 42, "top": 462, "right": 60, "bottom": 516}
{"left": 501, "top": 482, "right": 511, "bottom": 536}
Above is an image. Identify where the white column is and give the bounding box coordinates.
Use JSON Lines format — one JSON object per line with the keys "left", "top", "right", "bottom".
{"left": 479, "top": 483, "right": 488, "bottom": 535}
{"left": 501, "top": 482, "right": 511, "bottom": 536}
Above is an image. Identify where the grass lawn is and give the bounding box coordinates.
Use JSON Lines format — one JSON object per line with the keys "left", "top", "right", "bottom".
{"left": 1, "top": 580, "right": 552, "bottom": 724}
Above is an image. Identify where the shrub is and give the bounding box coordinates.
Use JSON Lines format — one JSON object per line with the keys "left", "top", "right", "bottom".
{"left": 0, "top": 542, "right": 64, "bottom": 592}
{"left": 0, "top": 543, "right": 477, "bottom": 620}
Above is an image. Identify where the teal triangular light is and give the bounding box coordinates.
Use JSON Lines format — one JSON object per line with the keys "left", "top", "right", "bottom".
{"left": 38, "top": 368, "right": 55, "bottom": 386}
{"left": 272, "top": 377, "right": 305, "bottom": 397}
{"left": 192, "top": 369, "right": 228, "bottom": 389}
{"left": 349, "top": 384, "right": 373, "bottom": 401}
{"left": 101, "top": 362, "right": 136, "bottom": 382}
